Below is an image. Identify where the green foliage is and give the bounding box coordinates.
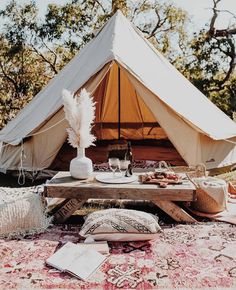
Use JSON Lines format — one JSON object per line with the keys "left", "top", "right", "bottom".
{"left": 178, "top": 28, "right": 236, "bottom": 116}
{"left": 133, "top": 2, "right": 188, "bottom": 59}
{"left": 0, "top": 0, "right": 105, "bottom": 129}
{"left": 0, "top": 37, "right": 51, "bottom": 128}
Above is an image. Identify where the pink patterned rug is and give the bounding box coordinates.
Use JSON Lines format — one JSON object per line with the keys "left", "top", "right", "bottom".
{"left": 1, "top": 223, "right": 236, "bottom": 289}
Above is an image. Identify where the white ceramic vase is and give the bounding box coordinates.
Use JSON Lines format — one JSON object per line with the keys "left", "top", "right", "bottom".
{"left": 70, "top": 147, "right": 93, "bottom": 179}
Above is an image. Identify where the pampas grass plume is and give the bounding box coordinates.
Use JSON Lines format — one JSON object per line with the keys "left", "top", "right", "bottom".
{"left": 62, "top": 88, "right": 96, "bottom": 148}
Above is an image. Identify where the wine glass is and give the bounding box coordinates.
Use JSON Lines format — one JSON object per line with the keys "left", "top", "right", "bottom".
{"left": 119, "top": 159, "right": 130, "bottom": 177}
{"left": 108, "top": 158, "right": 120, "bottom": 178}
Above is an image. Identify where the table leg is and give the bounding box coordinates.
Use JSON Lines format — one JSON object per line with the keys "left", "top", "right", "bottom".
{"left": 50, "top": 198, "right": 86, "bottom": 223}
{"left": 152, "top": 200, "right": 197, "bottom": 223}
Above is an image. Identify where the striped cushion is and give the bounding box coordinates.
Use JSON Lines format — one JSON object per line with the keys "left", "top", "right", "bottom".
{"left": 79, "top": 208, "right": 161, "bottom": 241}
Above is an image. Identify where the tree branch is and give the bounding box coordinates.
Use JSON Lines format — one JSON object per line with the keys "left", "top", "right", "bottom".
{"left": 93, "top": 0, "right": 106, "bottom": 13}
{"left": 30, "top": 42, "right": 58, "bottom": 74}
{"left": 215, "top": 9, "right": 236, "bottom": 19}
{"left": 147, "top": 8, "right": 164, "bottom": 39}
{"left": 206, "top": 0, "right": 236, "bottom": 89}
{"left": 130, "top": 0, "right": 148, "bottom": 21}
{"left": 208, "top": 0, "right": 236, "bottom": 37}
{"left": 214, "top": 28, "right": 236, "bottom": 37}
{"left": 85, "top": 0, "right": 106, "bottom": 13}
{"left": 208, "top": 0, "right": 221, "bottom": 35}
{"left": 218, "top": 39, "right": 236, "bottom": 84}
{"left": 41, "top": 39, "right": 58, "bottom": 69}
{"left": 0, "top": 60, "right": 19, "bottom": 95}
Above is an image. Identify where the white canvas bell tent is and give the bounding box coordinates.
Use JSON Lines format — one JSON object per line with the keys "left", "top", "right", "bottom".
{"left": 1, "top": 10, "right": 236, "bottom": 174}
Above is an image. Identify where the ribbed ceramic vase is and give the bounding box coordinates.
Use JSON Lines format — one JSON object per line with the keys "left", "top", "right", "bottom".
{"left": 69, "top": 147, "right": 93, "bottom": 179}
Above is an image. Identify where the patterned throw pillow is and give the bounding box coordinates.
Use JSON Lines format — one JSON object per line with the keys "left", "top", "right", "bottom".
{"left": 79, "top": 208, "right": 161, "bottom": 241}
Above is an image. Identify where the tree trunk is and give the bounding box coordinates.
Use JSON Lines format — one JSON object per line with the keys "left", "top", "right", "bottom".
{"left": 112, "top": 0, "right": 128, "bottom": 16}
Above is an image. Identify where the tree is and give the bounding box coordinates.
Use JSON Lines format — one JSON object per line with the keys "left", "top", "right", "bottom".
{"left": 0, "top": 38, "right": 51, "bottom": 128}
{"left": 208, "top": 0, "right": 236, "bottom": 88}
{"left": 112, "top": 0, "right": 128, "bottom": 15}
{"left": 187, "top": 0, "right": 236, "bottom": 116}
{"left": 0, "top": 0, "right": 106, "bottom": 128}
{"left": 0, "top": 0, "right": 191, "bottom": 129}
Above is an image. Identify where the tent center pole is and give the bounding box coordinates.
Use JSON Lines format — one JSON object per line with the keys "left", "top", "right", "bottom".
{"left": 118, "top": 66, "right": 121, "bottom": 140}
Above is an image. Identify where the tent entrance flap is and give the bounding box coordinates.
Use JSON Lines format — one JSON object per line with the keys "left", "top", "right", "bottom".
{"left": 92, "top": 62, "right": 168, "bottom": 140}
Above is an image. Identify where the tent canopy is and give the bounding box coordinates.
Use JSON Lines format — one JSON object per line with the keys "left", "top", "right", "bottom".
{"left": 1, "top": 10, "right": 236, "bottom": 171}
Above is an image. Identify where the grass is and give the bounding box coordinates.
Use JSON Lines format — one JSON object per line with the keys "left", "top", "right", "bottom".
{"left": 215, "top": 170, "right": 236, "bottom": 183}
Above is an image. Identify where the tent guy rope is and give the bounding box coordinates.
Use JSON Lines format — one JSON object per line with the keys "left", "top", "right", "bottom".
{"left": 0, "top": 68, "right": 111, "bottom": 185}
{"left": 18, "top": 140, "right": 26, "bottom": 186}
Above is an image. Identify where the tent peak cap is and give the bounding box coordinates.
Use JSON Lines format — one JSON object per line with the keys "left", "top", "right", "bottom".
{"left": 111, "top": 10, "right": 129, "bottom": 23}
{"left": 113, "top": 10, "right": 125, "bottom": 17}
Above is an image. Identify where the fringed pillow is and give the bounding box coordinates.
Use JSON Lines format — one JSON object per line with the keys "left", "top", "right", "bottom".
{"left": 79, "top": 208, "right": 161, "bottom": 241}
{"left": 0, "top": 192, "right": 51, "bottom": 239}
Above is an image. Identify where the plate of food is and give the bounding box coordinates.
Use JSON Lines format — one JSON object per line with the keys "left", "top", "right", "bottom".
{"left": 96, "top": 173, "right": 137, "bottom": 184}
{"left": 139, "top": 171, "right": 182, "bottom": 188}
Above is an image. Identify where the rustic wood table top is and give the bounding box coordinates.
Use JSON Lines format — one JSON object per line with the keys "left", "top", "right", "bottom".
{"left": 44, "top": 171, "right": 197, "bottom": 223}
{"left": 44, "top": 171, "right": 196, "bottom": 202}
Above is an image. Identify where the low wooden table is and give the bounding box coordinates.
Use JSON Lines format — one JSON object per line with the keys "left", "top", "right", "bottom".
{"left": 44, "top": 171, "right": 197, "bottom": 223}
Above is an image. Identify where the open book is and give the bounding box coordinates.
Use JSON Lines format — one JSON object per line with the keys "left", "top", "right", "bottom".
{"left": 76, "top": 241, "right": 110, "bottom": 256}
{"left": 46, "top": 242, "right": 107, "bottom": 281}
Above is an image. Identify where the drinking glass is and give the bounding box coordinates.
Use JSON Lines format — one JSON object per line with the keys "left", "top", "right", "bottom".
{"left": 108, "top": 158, "right": 120, "bottom": 178}
{"left": 119, "top": 159, "right": 130, "bottom": 177}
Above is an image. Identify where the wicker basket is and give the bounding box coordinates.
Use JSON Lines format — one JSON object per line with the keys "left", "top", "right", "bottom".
{"left": 186, "top": 164, "right": 226, "bottom": 213}
{"left": 191, "top": 186, "right": 225, "bottom": 213}
{"left": 186, "top": 163, "right": 208, "bottom": 179}
{"left": 171, "top": 166, "right": 195, "bottom": 173}
{"left": 171, "top": 163, "right": 209, "bottom": 175}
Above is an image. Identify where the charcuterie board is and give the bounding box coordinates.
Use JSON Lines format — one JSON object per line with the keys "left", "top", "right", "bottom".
{"left": 139, "top": 171, "right": 182, "bottom": 188}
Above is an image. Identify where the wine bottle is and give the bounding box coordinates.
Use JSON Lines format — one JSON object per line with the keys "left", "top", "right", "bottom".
{"left": 124, "top": 141, "right": 132, "bottom": 161}
{"left": 125, "top": 141, "right": 133, "bottom": 176}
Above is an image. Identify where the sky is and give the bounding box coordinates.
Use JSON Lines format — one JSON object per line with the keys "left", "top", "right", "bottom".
{"left": 0, "top": 0, "right": 236, "bottom": 31}
{"left": 171, "top": 0, "right": 236, "bottom": 30}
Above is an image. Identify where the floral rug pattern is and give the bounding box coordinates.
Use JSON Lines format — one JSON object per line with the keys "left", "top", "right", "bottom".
{"left": 1, "top": 223, "right": 236, "bottom": 289}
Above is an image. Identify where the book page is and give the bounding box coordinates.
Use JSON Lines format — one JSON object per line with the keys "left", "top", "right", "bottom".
{"left": 66, "top": 249, "right": 107, "bottom": 281}
{"left": 46, "top": 242, "right": 86, "bottom": 271}
{"left": 77, "top": 242, "right": 110, "bottom": 255}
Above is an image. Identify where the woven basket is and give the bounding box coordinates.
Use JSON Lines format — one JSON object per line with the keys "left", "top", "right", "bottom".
{"left": 171, "top": 164, "right": 209, "bottom": 175}
{"left": 171, "top": 166, "right": 195, "bottom": 173}
{"left": 191, "top": 186, "right": 225, "bottom": 213}
{"left": 186, "top": 164, "right": 225, "bottom": 213}
{"left": 186, "top": 163, "right": 208, "bottom": 179}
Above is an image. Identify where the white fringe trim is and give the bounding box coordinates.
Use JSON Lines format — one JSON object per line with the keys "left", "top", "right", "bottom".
{"left": 0, "top": 193, "right": 52, "bottom": 239}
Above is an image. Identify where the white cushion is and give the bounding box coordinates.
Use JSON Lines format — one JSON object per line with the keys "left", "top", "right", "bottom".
{"left": 0, "top": 193, "right": 51, "bottom": 238}
{"left": 79, "top": 208, "right": 161, "bottom": 241}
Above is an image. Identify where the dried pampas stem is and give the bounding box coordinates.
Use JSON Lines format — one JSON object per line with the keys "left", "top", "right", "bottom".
{"left": 62, "top": 88, "right": 96, "bottom": 148}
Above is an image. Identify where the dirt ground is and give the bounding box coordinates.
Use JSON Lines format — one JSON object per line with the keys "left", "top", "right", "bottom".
{"left": 0, "top": 172, "right": 46, "bottom": 188}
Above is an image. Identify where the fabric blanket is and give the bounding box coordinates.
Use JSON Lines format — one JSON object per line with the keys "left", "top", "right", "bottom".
{"left": 1, "top": 223, "right": 236, "bottom": 289}
{"left": 190, "top": 200, "right": 236, "bottom": 224}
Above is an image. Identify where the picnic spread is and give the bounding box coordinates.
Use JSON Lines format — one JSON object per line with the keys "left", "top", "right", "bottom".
{"left": 139, "top": 171, "right": 183, "bottom": 187}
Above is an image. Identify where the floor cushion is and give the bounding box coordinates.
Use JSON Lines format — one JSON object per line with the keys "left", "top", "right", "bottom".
{"left": 0, "top": 189, "right": 51, "bottom": 238}
{"left": 79, "top": 208, "right": 162, "bottom": 241}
